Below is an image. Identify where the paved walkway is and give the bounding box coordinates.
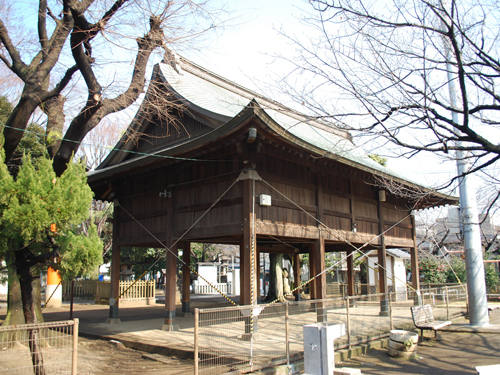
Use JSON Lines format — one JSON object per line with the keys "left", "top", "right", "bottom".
{"left": 2, "top": 295, "right": 500, "bottom": 374}
{"left": 338, "top": 311, "right": 500, "bottom": 374}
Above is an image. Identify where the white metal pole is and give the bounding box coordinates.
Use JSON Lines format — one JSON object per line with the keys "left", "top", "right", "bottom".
{"left": 441, "top": 3, "right": 489, "bottom": 326}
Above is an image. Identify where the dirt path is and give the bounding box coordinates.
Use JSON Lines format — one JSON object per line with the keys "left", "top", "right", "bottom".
{"left": 77, "top": 337, "right": 193, "bottom": 375}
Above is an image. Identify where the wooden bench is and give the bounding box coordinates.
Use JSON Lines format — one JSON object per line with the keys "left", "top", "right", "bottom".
{"left": 410, "top": 304, "right": 452, "bottom": 341}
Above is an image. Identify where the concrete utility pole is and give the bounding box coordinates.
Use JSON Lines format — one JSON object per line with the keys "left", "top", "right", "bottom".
{"left": 455, "top": 152, "right": 489, "bottom": 326}
{"left": 441, "top": 4, "right": 489, "bottom": 326}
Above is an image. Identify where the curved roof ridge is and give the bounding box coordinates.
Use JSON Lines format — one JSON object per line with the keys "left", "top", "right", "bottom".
{"left": 162, "top": 53, "right": 351, "bottom": 140}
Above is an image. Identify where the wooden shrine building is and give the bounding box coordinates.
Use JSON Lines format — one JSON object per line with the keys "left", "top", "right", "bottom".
{"left": 88, "top": 53, "right": 457, "bottom": 329}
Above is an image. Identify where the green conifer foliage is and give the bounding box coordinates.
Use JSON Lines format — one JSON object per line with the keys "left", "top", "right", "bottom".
{"left": 0, "top": 146, "right": 102, "bottom": 317}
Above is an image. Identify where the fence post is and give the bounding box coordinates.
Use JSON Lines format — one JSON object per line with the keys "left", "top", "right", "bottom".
{"left": 346, "top": 296, "right": 351, "bottom": 349}
{"left": 445, "top": 286, "right": 450, "bottom": 320}
{"left": 72, "top": 318, "right": 79, "bottom": 375}
{"left": 285, "top": 301, "right": 290, "bottom": 366}
{"left": 194, "top": 308, "right": 199, "bottom": 375}
{"left": 389, "top": 293, "right": 393, "bottom": 331}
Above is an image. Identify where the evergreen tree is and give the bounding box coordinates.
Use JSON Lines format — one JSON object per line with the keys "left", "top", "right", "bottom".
{"left": 0, "top": 146, "right": 102, "bottom": 371}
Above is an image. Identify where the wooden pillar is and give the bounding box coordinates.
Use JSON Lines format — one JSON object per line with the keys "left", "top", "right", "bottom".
{"left": 240, "top": 174, "right": 257, "bottom": 306}
{"left": 240, "top": 171, "right": 259, "bottom": 338}
{"left": 313, "top": 235, "right": 326, "bottom": 322}
{"left": 163, "top": 190, "right": 178, "bottom": 331}
{"left": 308, "top": 243, "right": 316, "bottom": 299}
{"left": 293, "top": 252, "right": 302, "bottom": 301}
{"left": 346, "top": 249, "right": 355, "bottom": 297}
{"left": 313, "top": 236, "right": 326, "bottom": 301}
{"left": 410, "top": 214, "right": 420, "bottom": 292}
{"left": 349, "top": 179, "right": 357, "bottom": 233}
{"left": 107, "top": 199, "right": 121, "bottom": 323}
{"left": 239, "top": 238, "right": 247, "bottom": 305}
{"left": 377, "top": 194, "right": 389, "bottom": 316}
{"left": 257, "top": 250, "right": 261, "bottom": 299}
{"left": 181, "top": 241, "right": 191, "bottom": 314}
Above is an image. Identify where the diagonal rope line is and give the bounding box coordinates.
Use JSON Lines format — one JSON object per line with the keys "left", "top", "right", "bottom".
{"left": 427, "top": 235, "right": 467, "bottom": 292}
{"left": 115, "top": 177, "right": 241, "bottom": 306}
{"left": 259, "top": 176, "right": 416, "bottom": 305}
{"left": 0, "top": 123, "right": 235, "bottom": 163}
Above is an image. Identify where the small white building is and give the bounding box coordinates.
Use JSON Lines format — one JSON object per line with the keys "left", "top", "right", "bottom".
{"left": 360, "top": 248, "right": 410, "bottom": 300}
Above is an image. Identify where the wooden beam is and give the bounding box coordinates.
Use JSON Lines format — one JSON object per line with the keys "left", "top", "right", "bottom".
{"left": 410, "top": 214, "right": 420, "bottom": 291}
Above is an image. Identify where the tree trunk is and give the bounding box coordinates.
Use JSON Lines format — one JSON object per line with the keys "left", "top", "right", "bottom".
{"left": 42, "top": 95, "right": 66, "bottom": 158}
{"left": 15, "top": 250, "right": 46, "bottom": 375}
{"left": 265, "top": 254, "right": 284, "bottom": 302}
{"left": 3, "top": 253, "right": 44, "bottom": 326}
{"left": 3, "top": 96, "right": 41, "bottom": 162}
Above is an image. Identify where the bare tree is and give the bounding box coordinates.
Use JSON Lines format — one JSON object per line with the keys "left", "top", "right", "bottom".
{"left": 76, "top": 117, "right": 125, "bottom": 170}
{"left": 1, "top": 0, "right": 228, "bottom": 175}
{"left": 277, "top": 0, "right": 500, "bottom": 200}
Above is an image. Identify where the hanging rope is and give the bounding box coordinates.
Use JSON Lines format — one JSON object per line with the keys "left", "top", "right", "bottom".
{"left": 42, "top": 281, "right": 62, "bottom": 310}
{"left": 115, "top": 175, "right": 241, "bottom": 306}
{"left": 258, "top": 175, "right": 417, "bottom": 305}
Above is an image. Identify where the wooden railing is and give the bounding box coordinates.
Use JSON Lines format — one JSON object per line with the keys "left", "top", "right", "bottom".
{"left": 62, "top": 280, "right": 98, "bottom": 297}
{"left": 118, "top": 280, "right": 155, "bottom": 300}
{"left": 62, "top": 280, "right": 155, "bottom": 302}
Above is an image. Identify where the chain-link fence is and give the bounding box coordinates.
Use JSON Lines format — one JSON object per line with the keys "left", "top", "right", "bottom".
{"left": 195, "top": 285, "right": 468, "bottom": 374}
{"left": 0, "top": 319, "right": 79, "bottom": 375}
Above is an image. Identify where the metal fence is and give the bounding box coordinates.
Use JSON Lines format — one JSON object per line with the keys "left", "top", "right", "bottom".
{"left": 195, "top": 285, "right": 468, "bottom": 375}
{"left": 0, "top": 319, "right": 79, "bottom": 375}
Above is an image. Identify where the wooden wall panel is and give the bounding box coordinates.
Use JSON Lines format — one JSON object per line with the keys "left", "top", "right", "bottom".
{"left": 322, "top": 173, "right": 349, "bottom": 193}
{"left": 322, "top": 194, "right": 350, "bottom": 213}
{"left": 357, "top": 221, "right": 379, "bottom": 236}
{"left": 354, "top": 201, "right": 378, "bottom": 218}
{"left": 323, "top": 216, "right": 351, "bottom": 231}
{"left": 385, "top": 226, "right": 412, "bottom": 240}
{"left": 352, "top": 181, "right": 377, "bottom": 200}
{"left": 262, "top": 156, "right": 315, "bottom": 186}
{"left": 382, "top": 206, "right": 411, "bottom": 225}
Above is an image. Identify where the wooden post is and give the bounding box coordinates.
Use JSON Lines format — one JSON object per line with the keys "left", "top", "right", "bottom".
{"left": 163, "top": 190, "right": 178, "bottom": 331}
{"left": 410, "top": 214, "right": 420, "bottom": 291}
{"left": 240, "top": 170, "right": 258, "bottom": 337}
{"left": 308, "top": 243, "right": 316, "bottom": 299}
{"left": 377, "top": 195, "right": 389, "bottom": 316}
{"left": 194, "top": 308, "right": 199, "bottom": 375}
{"left": 107, "top": 199, "right": 121, "bottom": 323}
{"left": 257, "top": 249, "right": 261, "bottom": 299}
{"left": 347, "top": 248, "right": 355, "bottom": 298}
{"left": 241, "top": 175, "right": 256, "bottom": 306}
{"left": 181, "top": 241, "right": 191, "bottom": 315}
{"left": 72, "top": 319, "right": 79, "bottom": 375}
{"left": 293, "top": 252, "right": 302, "bottom": 301}
{"left": 313, "top": 235, "right": 326, "bottom": 322}
{"left": 163, "top": 245, "right": 178, "bottom": 330}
